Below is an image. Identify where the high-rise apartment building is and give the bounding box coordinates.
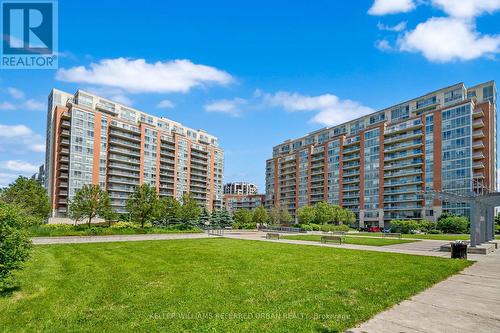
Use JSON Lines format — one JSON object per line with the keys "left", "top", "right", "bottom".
{"left": 223, "top": 182, "right": 264, "bottom": 212}
{"left": 45, "top": 89, "right": 224, "bottom": 217}
{"left": 223, "top": 182, "right": 258, "bottom": 195}
{"left": 266, "top": 81, "right": 496, "bottom": 227}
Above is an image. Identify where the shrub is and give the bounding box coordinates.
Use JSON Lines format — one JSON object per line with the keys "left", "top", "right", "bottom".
{"left": 300, "top": 224, "right": 313, "bottom": 231}
{"left": 110, "top": 221, "right": 137, "bottom": 229}
{"left": 320, "top": 224, "right": 349, "bottom": 232}
{"left": 437, "top": 216, "right": 469, "bottom": 234}
{"left": 42, "top": 224, "right": 74, "bottom": 230}
{"left": 0, "top": 203, "right": 32, "bottom": 289}
{"left": 309, "top": 223, "right": 321, "bottom": 231}
{"left": 389, "top": 220, "right": 418, "bottom": 234}
{"left": 428, "top": 229, "right": 442, "bottom": 234}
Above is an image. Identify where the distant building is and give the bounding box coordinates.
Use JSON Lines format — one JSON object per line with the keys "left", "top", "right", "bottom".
{"left": 31, "top": 164, "right": 45, "bottom": 185}
{"left": 223, "top": 182, "right": 258, "bottom": 195}
{"left": 224, "top": 194, "right": 266, "bottom": 212}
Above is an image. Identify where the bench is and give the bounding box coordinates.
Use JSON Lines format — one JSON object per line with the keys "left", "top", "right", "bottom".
{"left": 320, "top": 235, "right": 344, "bottom": 244}
{"left": 266, "top": 233, "right": 280, "bottom": 240}
{"left": 383, "top": 232, "right": 402, "bottom": 239}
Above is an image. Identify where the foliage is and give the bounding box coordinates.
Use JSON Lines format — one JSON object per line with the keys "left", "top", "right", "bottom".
{"left": 156, "top": 197, "right": 181, "bottom": 227}
{"left": 252, "top": 206, "right": 270, "bottom": 225}
{"left": 110, "top": 221, "right": 137, "bottom": 229}
{"left": 178, "top": 193, "right": 201, "bottom": 227}
{"left": 270, "top": 205, "right": 292, "bottom": 225}
{"left": 436, "top": 215, "right": 469, "bottom": 234}
{"left": 297, "top": 202, "right": 356, "bottom": 225}
{"left": 210, "top": 208, "right": 233, "bottom": 228}
{"left": 389, "top": 220, "right": 419, "bottom": 234}
{"left": 0, "top": 176, "right": 50, "bottom": 223}
{"left": 319, "top": 224, "right": 350, "bottom": 232}
{"left": 126, "top": 184, "right": 161, "bottom": 228}
{"left": 297, "top": 206, "right": 316, "bottom": 225}
{"left": 0, "top": 203, "right": 32, "bottom": 289}
{"left": 299, "top": 224, "right": 313, "bottom": 231}
{"left": 233, "top": 209, "right": 253, "bottom": 225}
{"left": 69, "top": 185, "right": 114, "bottom": 227}
{"left": 198, "top": 207, "right": 211, "bottom": 227}
{"left": 428, "top": 229, "right": 443, "bottom": 234}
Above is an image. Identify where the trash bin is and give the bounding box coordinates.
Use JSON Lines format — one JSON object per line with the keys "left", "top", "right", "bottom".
{"left": 450, "top": 241, "right": 467, "bottom": 259}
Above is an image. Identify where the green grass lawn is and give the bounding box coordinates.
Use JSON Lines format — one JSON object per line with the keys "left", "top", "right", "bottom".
{"left": 28, "top": 225, "right": 203, "bottom": 237}
{"left": 0, "top": 238, "right": 471, "bottom": 332}
{"left": 283, "top": 235, "right": 418, "bottom": 246}
{"left": 349, "top": 232, "right": 472, "bottom": 241}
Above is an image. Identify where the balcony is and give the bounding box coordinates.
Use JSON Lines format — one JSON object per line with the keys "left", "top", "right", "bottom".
{"left": 343, "top": 185, "right": 360, "bottom": 192}
{"left": 60, "top": 129, "right": 70, "bottom": 137}
{"left": 472, "top": 130, "right": 485, "bottom": 139}
{"left": 384, "top": 131, "right": 422, "bottom": 144}
{"left": 384, "top": 205, "right": 422, "bottom": 211}
{"left": 472, "top": 141, "right": 485, "bottom": 149}
{"left": 343, "top": 162, "right": 360, "bottom": 170}
{"left": 473, "top": 162, "right": 485, "bottom": 169}
{"left": 384, "top": 168, "right": 422, "bottom": 179}
{"left": 473, "top": 108, "right": 484, "bottom": 118}
{"left": 384, "top": 177, "right": 422, "bottom": 187}
{"left": 109, "top": 129, "right": 141, "bottom": 142}
{"left": 473, "top": 152, "right": 485, "bottom": 160}
{"left": 384, "top": 186, "right": 421, "bottom": 195}
{"left": 472, "top": 119, "right": 485, "bottom": 128}
{"left": 343, "top": 153, "right": 360, "bottom": 162}
{"left": 109, "top": 146, "right": 140, "bottom": 158}
{"left": 384, "top": 149, "right": 423, "bottom": 162}
{"left": 60, "top": 139, "right": 70, "bottom": 146}
{"left": 343, "top": 177, "right": 359, "bottom": 185}
{"left": 343, "top": 145, "right": 360, "bottom": 154}
{"left": 108, "top": 162, "right": 140, "bottom": 171}
{"left": 384, "top": 195, "right": 422, "bottom": 203}
{"left": 109, "top": 137, "right": 141, "bottom": 149}
{"left": 384, "top": 140, "right": 422, "bottom": 153}
{"left": 61, "top": 120, "right": 71, "bottom": 128}
{"left": 108, "top": 154, "right": 140, "bottom": 165}
{"left": 385, "top": 119, "right": 422, "bottom": 135}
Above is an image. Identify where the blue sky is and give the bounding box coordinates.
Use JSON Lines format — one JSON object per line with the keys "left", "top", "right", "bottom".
{"left": 1, "top": 0, "right": 499, "bottom": 190}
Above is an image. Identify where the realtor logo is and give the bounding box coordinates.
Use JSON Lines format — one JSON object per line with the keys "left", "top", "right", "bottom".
{"left": 1, "top": 0, "right": 58, "bottom": 69}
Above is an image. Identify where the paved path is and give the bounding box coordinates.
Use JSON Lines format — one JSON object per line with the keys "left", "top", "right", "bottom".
{"left": 32, "top": 232, "right": 209, "bottom": 245}
{"left": 347, "top": 249, "right": 500, "bottom": 333}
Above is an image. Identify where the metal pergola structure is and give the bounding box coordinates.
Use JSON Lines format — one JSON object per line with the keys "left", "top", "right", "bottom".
{"left": 420, "top": 179, "right": 499, "bottom": 247}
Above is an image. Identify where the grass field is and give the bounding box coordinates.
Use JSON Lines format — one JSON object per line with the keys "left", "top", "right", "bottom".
{"left": 0, "top": 238, "right": 471, "bottom": 332}
{"left": 349, "top": 232, "right": 472, "bottom": 241}
{"left": 282, "top": 235, "right": 418, "bottom": 246}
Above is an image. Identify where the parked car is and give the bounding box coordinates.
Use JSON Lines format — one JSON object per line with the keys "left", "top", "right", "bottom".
{"left": 367, "top": 226, "right": 381, "bottom": 233}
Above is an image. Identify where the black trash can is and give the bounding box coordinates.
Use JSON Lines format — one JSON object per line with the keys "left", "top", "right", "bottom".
{"left": 450, "top": 241, "right": 467, "bottom": 259}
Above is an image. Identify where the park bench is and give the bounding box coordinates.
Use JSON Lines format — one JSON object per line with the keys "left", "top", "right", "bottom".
{"left": 383, "top": 232, "right": 402, "bottom": 239}
{"left": 266, "top": 232, "right": 280, "bottom": 240}
{"left": 207, "top": 228, "right": 224, "bottom": 236}
{"left": 320, "top": 235, "right": 344, "bottom": 244}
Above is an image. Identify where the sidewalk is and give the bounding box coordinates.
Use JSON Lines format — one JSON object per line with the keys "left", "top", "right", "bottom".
{"left": 347, "top": 249, "right": 500, "bottom": 333}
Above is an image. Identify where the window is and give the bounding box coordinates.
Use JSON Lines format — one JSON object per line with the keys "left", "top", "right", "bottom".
{"left": 391, "top": 105, "right": 409, "bottom": 121}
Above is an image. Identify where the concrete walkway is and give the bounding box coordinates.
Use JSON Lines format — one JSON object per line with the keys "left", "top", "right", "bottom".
{"left": 347, "top": 249, "right": 500, "bottom": 333}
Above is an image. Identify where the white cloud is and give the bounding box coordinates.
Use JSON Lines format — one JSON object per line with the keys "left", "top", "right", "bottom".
{"left": 399, "top": 17, "right": 500, "bottom": 62}
{"left": 157, "top": 99, "right": 175, "bottom": 109}
{"left": 204, "top": 98, "right": 247, "bottom": 117}
{"left": 0, "top": 172, "right": 19, "bottom": 188}
{"left": 0, "top": 160, "right": 38, "bottom": 173}
{"left": 264, "top": 92, "right": 374, "bottom": 126}
{"left": 24, "top": 99, "right": 45, "bottom": 111}
{"left": 0, "top": 124, "right": 45, "bottom": 153}
{"left": 0, "top": 102, "right": 16, "bottom": 110}
{"left": 431, "top": 0, "right": 500, "bottom": 19}
{"left": 368, "top": 0, "right": 415, "bottom": 15}
{"left": 7, "top": 87, "right": 24, "bottom": 99}
{"left": 56, "top": 58, "right": 234, "bottom": 94}
{"left": 377, "top": 21, "right": 407, "bottom": 32}
{"left": 375, "top": 39, "right": 394, "bottom": 51}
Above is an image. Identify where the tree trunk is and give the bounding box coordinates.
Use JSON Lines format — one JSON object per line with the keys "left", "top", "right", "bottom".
{"left": 88, "top": 216, "right": 92, "bottom": 228}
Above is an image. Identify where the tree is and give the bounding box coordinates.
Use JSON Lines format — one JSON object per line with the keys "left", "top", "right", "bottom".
{"left": 0, "top": 202, "right": 32, "bottom": 289}
{"left": 178, "top": 193, "right": 201, "bottom": 227}
{"left": 211, "top": 208, "right": 233, "bottom": 228}
{"left": 252, "top": 205, "right": 270, "bottom": 225}
{"left": 157, "top": 196, "right": 181, "bottom": 227}
{"left": 233, "top": 209, "right": 253, "bottom": 225}
{"left": 297, "top": 206, "right": 316, "bottom": 225}
{"left": 0, "top": 176, "right": 50, "bottom": 222}
{"left": 198, "top": 207, "right": 211, "bottom": 227}
{"left": 343, "top": 209, "right": 356, "bottom": 225}
{"left": 126, "top": 184, "right": 160, "bottom": 228}
{"left": 69, "top": 185, "right": 113, "bottom": 227}
{"left": 270, "top": 205, "right": 292, "bottom": 226}
{"left": 315, "top": 202, "right": 335, "bottom": 224}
